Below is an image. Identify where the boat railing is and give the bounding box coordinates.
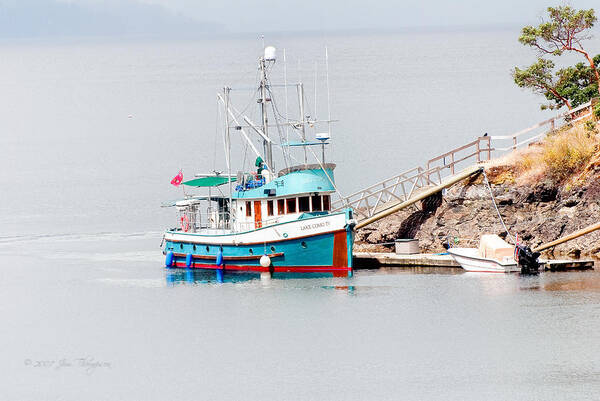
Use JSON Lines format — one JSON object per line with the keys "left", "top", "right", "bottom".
{"left": 234, "top": 217, "right": 282, "bottom": 232}
{"left": 177, "top": 209, "right": 232, "bottom": 232}
{"left": 176, "top": 209, "right": 308, "bottom": 233}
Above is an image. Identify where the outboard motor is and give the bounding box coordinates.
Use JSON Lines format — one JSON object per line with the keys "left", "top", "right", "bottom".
{"left": 516, "top": 244, "right": 541, "bottom": 275}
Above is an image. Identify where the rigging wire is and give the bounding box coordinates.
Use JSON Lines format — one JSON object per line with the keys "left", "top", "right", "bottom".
{"left": 266, "top": 82, "right": 291, "bottom": 169}
{"left": 213, "top": 96, "right": 221, "bottom": 171}
{"left": 482, "top": 169, "right": 516, "bottom": 244}
{"left": 283, "top": 48, "right": 290, "bottom": 156}
{"left": 268, "top": 80, "right": 344, "bottom": 198}
{"left": 314, "top": 60, "right": 318, "bottom": 125}
{"left": 233, "top": 87, "right": 260, "bottom": 120}
{"left": 304, "top": 138, "right": 346, "bottom": 199}
{"left": 241, "top": 141, "right": 249, "bottom": 176}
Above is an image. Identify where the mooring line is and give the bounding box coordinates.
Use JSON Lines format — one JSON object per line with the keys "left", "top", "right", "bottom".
{"left": 482, "top": 169, "right": 516, "bottom": 244}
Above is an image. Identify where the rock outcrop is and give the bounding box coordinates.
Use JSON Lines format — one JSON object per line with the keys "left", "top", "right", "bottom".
{"left": 355, "top": 171, "right": 600, "bottom": 258}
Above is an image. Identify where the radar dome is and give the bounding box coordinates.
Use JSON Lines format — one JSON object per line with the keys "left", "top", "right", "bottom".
{"left": 264, "top": 46, "right": 276, "bottom": 61}
{"left": 316, "top": 132, "right": 331, "bottom": 141}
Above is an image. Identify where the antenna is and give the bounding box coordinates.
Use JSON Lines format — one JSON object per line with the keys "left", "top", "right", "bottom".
{"left": 259, "top": 47, "right": 274, "bottom": 171}
{"left": 297, "top": 82, "right": 307, "bottom": 165}
{"left": 314, "top": 61, "right": 318, "bottom": 134}
{"left": 296, "top": 58, "right": 307, "bottom": 165}
{"left": 283, "top": 48, "right": 290, "bottom": 159}
{"left": 223, "top": 87, "right": 233, "bottom": 215}
{"left": 325, "top": 47, "right": 331, "bottom": 136}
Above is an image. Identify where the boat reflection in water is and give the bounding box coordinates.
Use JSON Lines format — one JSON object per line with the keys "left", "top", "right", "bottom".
{"left": 164, "top": 268, "right": 351, "bottom": 286}
{"left": 165, "top": 269, "right": 259, "bottom": 285}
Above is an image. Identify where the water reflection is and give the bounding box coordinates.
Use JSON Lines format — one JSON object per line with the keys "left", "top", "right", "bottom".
{"left": 321, "top": 285, "right": 356, "bottom": 294}
{"left": 542, "top": 275, "right": 600, "bottom": 292}
{"left": 371, "top": 266, "right": 464, "bottom": 275}
{"left": 165, "top": 269, "right": 259, "bottom": 285}
{"left": 165, "top": 266, "right": 600, "bottom": 297}
{"left": 516, "top": 271, "right": 600, "bottom": 292}
{"left": 165, "top": 269, "right": 342, "bottom": 285}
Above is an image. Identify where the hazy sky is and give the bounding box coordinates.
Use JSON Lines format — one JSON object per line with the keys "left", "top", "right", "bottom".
{"left": 1, "top": 0, "right": 599, "bottom": 36}
{"left": 138, "top": 0, "right": 600, "bottom": 32}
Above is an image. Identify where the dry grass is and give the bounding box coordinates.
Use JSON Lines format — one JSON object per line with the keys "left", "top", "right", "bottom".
{"left": 514, "top": 145, "right": 548, "bottom": 184}
{"left": 486, "top": 120, "right": 599, "bottom": 186}
{"left": 541, "top": 125, "right": 598, "bottom": 182}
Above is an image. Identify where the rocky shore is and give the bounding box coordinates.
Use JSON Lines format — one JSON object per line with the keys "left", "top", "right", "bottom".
{"left": 355, "top": 157, "right": 600, "bottom": 259}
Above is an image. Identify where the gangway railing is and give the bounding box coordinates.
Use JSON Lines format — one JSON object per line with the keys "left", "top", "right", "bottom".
{"left": 333, "top": 99, "right": 596, "bottom": 225}
{"left": 489, "top": 100, "right": 593, "bottom": 151}
{"left": 332, "top": 136, "right": 492, "bottom": 220}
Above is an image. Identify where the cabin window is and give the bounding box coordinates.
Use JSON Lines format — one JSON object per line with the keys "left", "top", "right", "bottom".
{"left": 267, "top": 200, "right": 274, "bottom": 216}
{"left": 298, "top": 196, "right": 310, "bottom": 212}
{"left": 277, "top": 199, "right": 285, "bottom": 215}
{"left": 323, "top": 195, "right": 330, "bottom": 211}
{"left": 286, "top": 198, "right": 297, "bottom": 214}
{"left": 246, "top": 201, "right": 252, "bottom": 217}
{"left": 311, "top": 195, "right": 322, "bottom": 211}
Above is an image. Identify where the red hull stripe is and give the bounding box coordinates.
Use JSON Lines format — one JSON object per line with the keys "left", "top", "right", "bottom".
{"left": 172, "top": 262, "right": 350, "bottom": 273}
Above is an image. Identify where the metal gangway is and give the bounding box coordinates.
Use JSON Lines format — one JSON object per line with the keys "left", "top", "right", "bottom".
{"left": 332, "top": 100, "right": 596, "bottom": 229}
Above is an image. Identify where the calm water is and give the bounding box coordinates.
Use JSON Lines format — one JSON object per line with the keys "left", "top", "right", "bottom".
{"left": 2, "top": 30, "right": 600, "bottom": 400}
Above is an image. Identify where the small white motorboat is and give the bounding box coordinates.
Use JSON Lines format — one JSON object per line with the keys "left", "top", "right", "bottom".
{"left": 448, "top": 234, "right": 519, "bottom": 273}
{"left": 448, "top": 247, "right": 519, "bottom": 273}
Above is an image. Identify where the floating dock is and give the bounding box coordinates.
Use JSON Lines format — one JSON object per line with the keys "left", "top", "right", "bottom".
{"left": 354, "top": 252, "right": 459, "bottom": 269}
{"left": 543, "top": 259, "right": 595, "bottom": 271}
{"left": 353, "top": 252, "right": 594, "bottom": 271}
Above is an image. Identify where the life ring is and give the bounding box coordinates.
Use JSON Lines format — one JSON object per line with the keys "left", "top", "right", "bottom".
{"left": 180, "top": 215, "right": 190, "bottom": 232}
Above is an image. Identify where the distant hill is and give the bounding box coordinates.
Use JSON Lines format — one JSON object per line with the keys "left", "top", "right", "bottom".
{"left": 0, "top": 0, "right": 221, "bottom": 38}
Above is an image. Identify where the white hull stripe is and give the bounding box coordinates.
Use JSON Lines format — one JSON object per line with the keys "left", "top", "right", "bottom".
{"left": 165, "top": 213, "right": 348, "bottom": 246}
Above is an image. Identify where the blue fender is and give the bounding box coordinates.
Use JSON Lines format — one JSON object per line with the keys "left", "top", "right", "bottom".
{"left": 185, "top": 253, "right": 193, "bottom": 268}
{"left": 165, "top": 251, "right": 174, "bottom": 268}
{"left": 216, "top": 250, "right": 223, "bottom": 266}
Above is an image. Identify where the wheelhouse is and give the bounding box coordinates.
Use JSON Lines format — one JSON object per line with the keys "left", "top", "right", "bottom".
{"left": 166, "top": 163, "right": 337, "bottom": 234}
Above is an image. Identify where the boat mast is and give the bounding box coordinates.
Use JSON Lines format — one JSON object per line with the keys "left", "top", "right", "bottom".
{"left": 325, "top": 47, "right": 331, "bottom": 164}
{"left": 297, "top": 83, "right": 307, "bottom": 165}
{"left": 224, "top": 86, "right": 232, "bottom": 225}
{"left": 259, "top": 55, "right": 273, "bottom": 171}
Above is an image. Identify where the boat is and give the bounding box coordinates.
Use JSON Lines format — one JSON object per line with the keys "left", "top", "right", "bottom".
{"left": 161, "top": 46, "right": 356, "bottom": 278}
{"left": 447, "top": 234, "right": 519, "bottom": 273}
{"left": 447, "top": 248, "right": 519, "bottom": 273}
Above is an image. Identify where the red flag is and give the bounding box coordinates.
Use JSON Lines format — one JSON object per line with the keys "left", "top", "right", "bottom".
{"left": 170, "top": 170, "right": 183, "bottom": 186}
